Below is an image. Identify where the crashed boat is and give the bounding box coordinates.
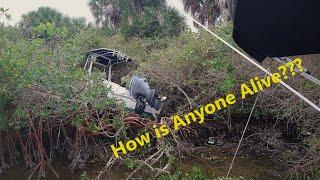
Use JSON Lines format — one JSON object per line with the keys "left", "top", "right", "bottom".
{"left": 84, "top": 48, "right": 166, "bottom": 119}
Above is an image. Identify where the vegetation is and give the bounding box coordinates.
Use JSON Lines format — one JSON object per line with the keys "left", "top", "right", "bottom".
{"left": 19, "top": 7, "right": 89, "bottom": 38}
{"left": 183, "top": 0, "right": 230, "bottom": 26}
{"left": 0, "top": 1, "right": 319, "bottom": 180}
{"left": 0, "top": 6, "right": 11, "bottom": 53}
{"left": 88, "top": 0, "right": 186, "bottom": 38}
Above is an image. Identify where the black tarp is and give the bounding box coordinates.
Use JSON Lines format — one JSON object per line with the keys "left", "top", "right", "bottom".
{"left": 232, "top": 0, "right": 320, "bottom": 61}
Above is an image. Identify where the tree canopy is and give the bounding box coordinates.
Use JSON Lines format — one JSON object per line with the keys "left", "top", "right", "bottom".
{"left": 19, "top": 7, "right": 88, "bottom": 38}
{"left": 183, "top": 0, "right": 230, "bottom": 26}
{"left": 88, "top": 0, "right": 186, "bottom": 38}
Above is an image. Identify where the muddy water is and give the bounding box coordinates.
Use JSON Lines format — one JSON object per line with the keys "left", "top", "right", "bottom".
{"left": 177, "top": 156, "right": 283, "bottom": 180}
{"left": 0, "top": 155, "right": 283, "bottom": 180}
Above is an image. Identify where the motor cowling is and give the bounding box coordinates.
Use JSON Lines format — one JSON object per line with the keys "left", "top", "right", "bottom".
{"left": 128, "top": 76, "right": 163, "bottom": 112}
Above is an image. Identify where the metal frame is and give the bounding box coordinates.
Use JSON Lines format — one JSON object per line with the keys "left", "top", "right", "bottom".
{"left": 274, "top": 57, "right": 320, "bottom": 86}
{"left": 84, "top": 48, "right": 134, "bottom": 80}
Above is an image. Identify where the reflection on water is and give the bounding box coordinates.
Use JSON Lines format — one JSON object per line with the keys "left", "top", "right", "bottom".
{"left": 0, "top": 155, "right": 283, "bottom": 180}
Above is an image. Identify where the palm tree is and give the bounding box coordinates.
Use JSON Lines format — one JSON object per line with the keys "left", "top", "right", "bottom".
{"left": 88, "top": 0, "right": 167, "bottom": 29}
{"left": 182, "top": 0, "right": 229, "bottom": 26}
{"left": 88, "top": 0, "right": 120, "bottom": 30}
{"left": 88, "top": 0, "right": 185, "bottom": 38}
{"left": 183, "top": 0, "right": 203, "bottom": 17}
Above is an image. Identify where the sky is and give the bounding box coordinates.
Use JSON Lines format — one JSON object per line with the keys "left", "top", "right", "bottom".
{"left": 2, "top": 0, "right": 196, "bottom": 31}
{"left": 2, "top": 0, "right": 95, "bottom": 25}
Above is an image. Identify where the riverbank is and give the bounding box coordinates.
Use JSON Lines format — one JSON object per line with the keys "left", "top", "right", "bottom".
{"left": 0, "top": 149, "right": 283, "bottom": 180}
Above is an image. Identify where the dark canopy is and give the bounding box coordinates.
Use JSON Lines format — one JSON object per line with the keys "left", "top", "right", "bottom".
{"left": 232, "top": 0, "right": 320, "bottom": 61}
{"left": 85, "top": 48, "right": 133, "bottom": 66}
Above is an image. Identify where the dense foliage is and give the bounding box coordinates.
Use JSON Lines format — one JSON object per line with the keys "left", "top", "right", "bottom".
{"left": 18, "top": 7, "right": 89, "bottom": 38}
{"left": 0, "top": 7, "right": 11, "bottom": 53}
{"left": 88, "top": 0, "right": 186, "bottom": 38}
{"left": 0, "top": 3, "right": 319, "bottom": 179}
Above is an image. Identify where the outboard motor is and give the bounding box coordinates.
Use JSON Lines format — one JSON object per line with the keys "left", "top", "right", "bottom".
{"left": 128, "top": 76, "right": 165, "bottom": 114}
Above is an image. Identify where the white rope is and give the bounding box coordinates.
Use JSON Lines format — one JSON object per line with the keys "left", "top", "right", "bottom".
{"left": 226, "top": 83, "right": 261, "bottom": 177}
{"left": 177, "top": 13, "right": 320, "bottom": 177}
{"left": 189, "top": 17, "right": 320, "bottom": 112}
